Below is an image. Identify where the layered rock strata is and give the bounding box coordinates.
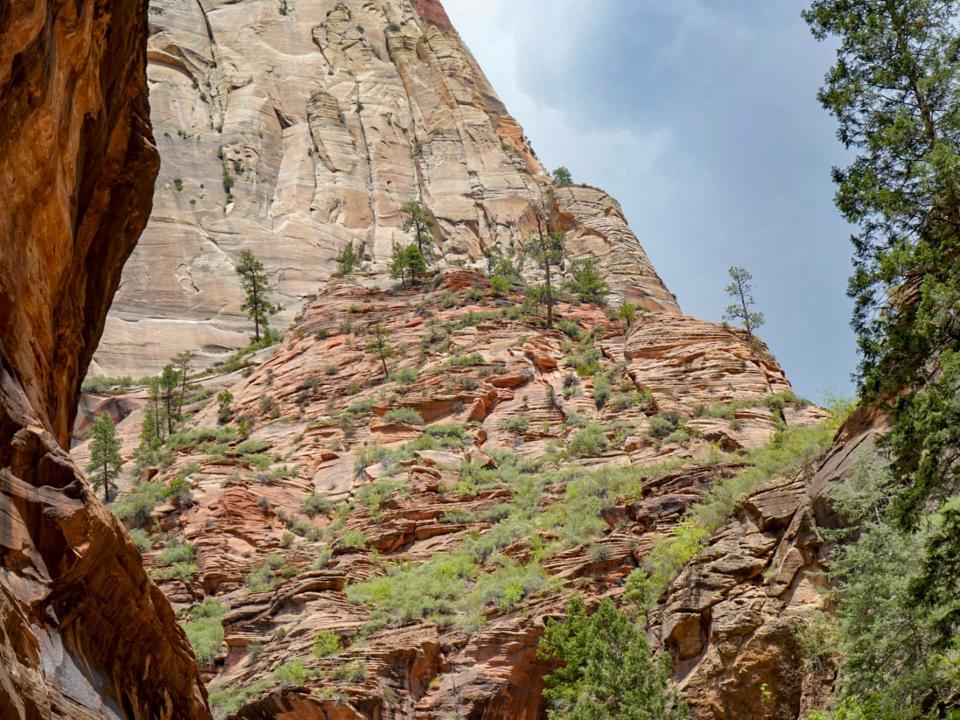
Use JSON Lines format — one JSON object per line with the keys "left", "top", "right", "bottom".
{"left": 93, "top": 0, "right": 679, "bottom": 377}
{"left": 0, "top": 0, "right": 210, "bottom": 717}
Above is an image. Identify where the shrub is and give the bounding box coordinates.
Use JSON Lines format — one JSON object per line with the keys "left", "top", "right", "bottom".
{"left": 504, "top": 415, "right": 530, "bottom": 434}
{"left": 566, "top": 258, "right": 609, "bottom": 305}
{"left": 445, "top": 352, "right": 485, "bottom": 367}
{"left": 339, "top": 529, "right": 366, "bottom": 549}
{"left": 273, "top": 658, "right": 311, "bottom": 686}
{"left": 383, "top": 407, "right": 424, "bottom": 425}
{"left": 647, "top": 413, "right": 679, "bottom": 439}
{"left": 129, "top": 528, "right": 151, "bottom": 552}
{"left": 302, "top": 492, "right": 332, "bottom": 517}
{"left": 181, "top": 598, "right": 226, "bottom": 664}
{"left": 569, "top": 424, "right": 609, "bottom": 457}
{"left": 333, "top": 659, "right": 367, "bottom": 683}
{"left": 312, "top": 630, "right": 341, "bottom": 658}
{"left": 391, "top": 367, "right": 418, "bottom": 385}
{"left": 236, "top": 438, "right": 270, "bottom": 454}
{"left": 113, "top": 481, "right": 167, "bottom": 528}
{"left": 593, "top": 374, "right": 612, "bottom": 409}
{"left": 159, "top": 541, "right": 195, "bottom": 565}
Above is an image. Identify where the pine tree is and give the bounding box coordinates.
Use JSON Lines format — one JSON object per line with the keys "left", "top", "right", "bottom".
{"left": 365, "top": 323, "right": 394, "bottom": 378}
{"left": 524, "top": 228, "right": 565, "bottom": 329}
{"left": 722, "top": 266, "right": 764, "bottom": 335}
{"left": 389, "top": 243, "right": 427, "bottom": 286}
{"left": 234, "top": 249, "right": 276, "bottom": 342}
{"left": 566, "top": 257, "right": 609, "bottom": 305}
{"left": 85, "top": 414, "right": 123, "bottom": 503}
{"left": 805, "top": 0, "right": 960, "bottom": 647}
{"left": 400, "top": 201, "right": 435, "bottom": 256}
{"left": 158, "top": 363, "right": 180, "bottom": 437}
{"left": 172, "top": 350, "right": 196, "bottom": 422}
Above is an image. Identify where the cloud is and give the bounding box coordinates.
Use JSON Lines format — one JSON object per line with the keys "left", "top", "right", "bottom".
{"left": 443, "top": 0, "right": 857, "bottom": 399}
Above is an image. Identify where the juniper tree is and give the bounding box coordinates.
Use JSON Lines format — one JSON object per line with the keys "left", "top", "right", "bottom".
{"left": 722, "top": 266, "right": 764, "bottom": 335}
{"left": 86, "top": 414, "right": 123, "bottom": 503}
{"left": 524, "top": 228, "right": 565, "bottom": 329}
{"left": 400, "top": 201, "right": 435, "bottom": 257}
{"left": 234, "top": 249, "right": 276, "bottom": 342}
{"left": 805, "top": 0, "right": 960, "bottom": 648}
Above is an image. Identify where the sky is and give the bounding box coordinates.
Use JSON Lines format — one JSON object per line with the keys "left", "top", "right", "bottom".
{"left": 443, "top": 0, "right": 857, "bottom": 402}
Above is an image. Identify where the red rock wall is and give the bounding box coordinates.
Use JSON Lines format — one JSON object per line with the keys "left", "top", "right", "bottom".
{"left": 412, "top": 0, "right": 456, "bottom": 32}
{"left": 0, "top": 0, "right": 211, "bottom": 717}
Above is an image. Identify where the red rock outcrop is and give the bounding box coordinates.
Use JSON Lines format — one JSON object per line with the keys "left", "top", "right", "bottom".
{"left": 0, "top": 1, "right": 210, "bottom": 717}
{"left": 99, "top": 271, "right": 831, "bottom": 719}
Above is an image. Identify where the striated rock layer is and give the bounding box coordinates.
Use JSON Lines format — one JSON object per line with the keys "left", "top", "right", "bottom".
{"left": 0, "top": 0, "right": 210, "bottom": 717}
{"left": 92, "top": 0, "right": 679, "bottom": 377}
{"left": 96, "top": 270, "right": 836, "bottom": 720}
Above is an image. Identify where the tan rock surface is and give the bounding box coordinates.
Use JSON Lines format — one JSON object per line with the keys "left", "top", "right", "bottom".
{"left": 0, "top": 0, "right": 210, "bottom": 717}
{"left": 92, "top": 0, "right": 678, "bottom": 377}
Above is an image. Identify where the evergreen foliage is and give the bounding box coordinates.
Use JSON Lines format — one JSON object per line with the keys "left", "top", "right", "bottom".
{"left": 552, "top": 167, "right": 573, "bottom": 186}
{"left": 722, "top": 266, "right": 764, "bottom": 335}
{"left": 538, "top": 596, "right": 688, "bottom": 720}
{"left": 234, "top": 249, "right": 277, "bottom": 342}
{"left": 566, "top": 258, "right": 609, "bottom": 305}
{"left": 524, "top": 229, "right": 565, "bottom": 328}
{"left": 334, "top": 241, "right": 361, "bottom": 276}
{"left": 365, "top": 323, "right": 394, "bottom": 378}
{"left": 400, "top": 201, "right": 435, "bottom": 256}
{"left": 85, "top": 414, "right": 122, "bottom": 503}
{"left": 805, "top": 0, "right": 960, "bottom": 677}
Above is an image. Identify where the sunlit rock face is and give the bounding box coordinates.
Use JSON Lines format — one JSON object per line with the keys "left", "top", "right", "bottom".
{"left": 92, "top": 0, "right": 679, "bottom": 377}
{"left": 0, "top": 0, "right": 210, "bottom": 717}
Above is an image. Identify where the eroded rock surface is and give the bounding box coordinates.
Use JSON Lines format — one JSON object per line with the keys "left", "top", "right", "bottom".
{"left": 0, "top": 1, "right": 210, "bottom": 717}
{"left": 93, "top": 0, "right": 679, "bottom": 377}
{"left": 95, "top": 271, "right": 832, "bottom": 719}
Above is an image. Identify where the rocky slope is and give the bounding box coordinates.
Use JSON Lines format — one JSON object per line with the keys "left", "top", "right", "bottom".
{"left": 92, "top": 0, "right": 679, "bottom": 377}
{"left": 88, "top": 265, "right": 847, "bottom": 720}
{"left": 0, "top": 1, "right": 211, "bottom": 718}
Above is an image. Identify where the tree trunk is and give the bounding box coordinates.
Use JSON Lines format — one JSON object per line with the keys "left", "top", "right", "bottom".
{"left": 544, "top": 258, "right": 554, "bottom": 330}
{"left": 251, "top": 275, "right": 261, "bottom": 342}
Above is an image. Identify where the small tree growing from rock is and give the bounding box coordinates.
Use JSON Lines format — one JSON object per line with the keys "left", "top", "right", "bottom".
{"left": 390, "top": 243, "right": 427, "bottom": 286}
{"left": 86, "top": 414, "right": 123, "bottom": 503}
{"left": 552, "top": 166, "right": 573, "bottom": 186}
{"left": 524, "top": 228, "right": 565, "bottom": 329}
{"left": 335, "top": 241, "right": 361, "bottom": 276}
{"left": 365, "top": 323, "right": 394, "bottom": 378}
{"left": 567, "top": 257, "right": 609, "bottom": 305}
{"left": 235, "top": 249, "right": 277, "bottom": 342}
{"left": 722, "top": 266, "right": 764, "bottom": 336}
{"left": 400, "top": 201, "right": 435, "bottom": 257}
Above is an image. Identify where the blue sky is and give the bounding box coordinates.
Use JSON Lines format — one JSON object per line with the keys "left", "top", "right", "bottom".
{"left": 443, "top": 0, "right": 856, "bottom": 401}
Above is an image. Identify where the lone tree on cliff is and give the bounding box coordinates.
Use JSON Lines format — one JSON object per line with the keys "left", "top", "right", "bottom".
{"left": 552, "top": 167, "right": 573, "bottom": 186}
{"left": 400, "top": 201, "right": 435, "bottom": 257}
{"left": 365, "top": 323, "right": 394, "bottom": 378}
{"left": 524, "top": 227, "right": 565, "bottom": 329}
{"left": 86, "top": 414, "right": 123, "bottom": 504}
{"left": 235, "top": 249, "right": 277, "bottom": 342}
{"left": 722, "top": 266, "right": 764, "bottom": 336}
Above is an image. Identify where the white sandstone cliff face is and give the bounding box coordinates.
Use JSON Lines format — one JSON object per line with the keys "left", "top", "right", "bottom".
{"left": 93, "top": 0, "right": 678, "bottom": 377}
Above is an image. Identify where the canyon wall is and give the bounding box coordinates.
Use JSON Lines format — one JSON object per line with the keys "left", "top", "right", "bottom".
{"left": 92, "top": 0, "right": 679, "bottom": 378}
{"left": 0, "top": 0, "right": 209, "bottom": 717}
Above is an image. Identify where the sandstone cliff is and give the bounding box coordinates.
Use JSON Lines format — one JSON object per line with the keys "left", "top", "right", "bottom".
{"left": 100, "top": 267, "right": 838, "bottom": 719}
{"left": 92, "top": 0, "right": 679, "bottom": 377}
{"left": 0, "top": 1, "right": 209, "bottom": 717}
